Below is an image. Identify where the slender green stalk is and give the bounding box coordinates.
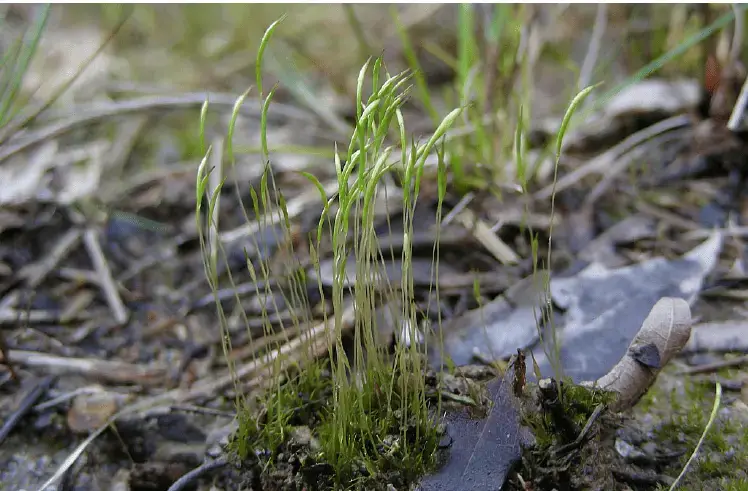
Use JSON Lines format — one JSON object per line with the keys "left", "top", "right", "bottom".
{"left": 669, "top": 383, "right": 723, "bottom": 490}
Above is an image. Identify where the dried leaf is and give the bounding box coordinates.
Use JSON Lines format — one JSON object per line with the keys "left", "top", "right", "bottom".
{"left": 593, "top": 297, "right": 692, "bottom": 411}
{"left": 416, "top": 371, "right": 523, "bottom": 491}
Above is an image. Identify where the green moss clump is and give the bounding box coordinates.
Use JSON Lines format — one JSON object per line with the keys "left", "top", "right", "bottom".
{"left": 229, "top": 359, "right": 441, "bottom": 490}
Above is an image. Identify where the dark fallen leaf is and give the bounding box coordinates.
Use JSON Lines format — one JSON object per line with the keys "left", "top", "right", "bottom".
{"left": 416, "top": 370, "right": 524, "bottom": 491}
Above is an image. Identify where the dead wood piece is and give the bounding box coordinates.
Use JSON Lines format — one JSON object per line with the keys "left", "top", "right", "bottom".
{"left": 165, "top": 456, "right": 230, "bottom": 491}
{"left": 129, "top": 461, "right": 195, "bottom": 491}
{"left": 0, "top": 375, "right": 56, "bottom": 445}
{"left": 5, "top": 350, "right": 166, "bottom": 385}
{"left": 0, "top": 308, "right": 83, "bottom": 325}
{"left": 454, "top": 207, "right": 519, "bottom": 265}
{"left": 96, "top": 115, "right": 149, "bottom": 200}
{"left": 534, "top": 115, "right": 692, "bottom": 201}
{"left": 82, "top": 228, "right": 129, "bottom": 325}
{"left": 218, "top": 178, "right": 340, "bottom": 246}
{"left": 587, "top": 297, "right": 693, "bottom": 412}
{"left": 678, "top": 354, "right": 748, "bottom": 375}
{"left": 1, "top": 229, "right": 83, "bottom": 312}
{"left": 0, "top": 93, "right": 317, "bottom": 164}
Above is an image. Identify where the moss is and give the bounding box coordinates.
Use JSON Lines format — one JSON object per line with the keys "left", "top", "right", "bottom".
{"left": 641, "top": 374, "right": 748, "bottom": 490}
{"left": 515, "top": 377, "right": 619, "bottom": 488}
{"left": 229, "top": 358, "right": 442, "bottom": 490}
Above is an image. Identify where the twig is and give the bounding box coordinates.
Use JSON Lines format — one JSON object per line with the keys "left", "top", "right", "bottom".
{"left": 0, "top": 308, "right": 86, "bottom": 325}
{"left": 59, "top": 290, "right": 96, "bottom": 323}
{"left": 678, "top": 355, "right": 748, "bottom": 375}
{"left": 6, "top": 350, "right": 165, "bottom": 385}
{"left": 97, "top": 115, "right": 149, "bottom": 197}
{"left": 20, "top": 229, "right": 83, "bottom": 289}
{"left": 1, "top": 229, "right": 83, "bottom": 311}
{"left": 454, "top": 208, "right": 520, "bottom": 265}
{"left": 0, "top": 93, "right": 316, "bottom": 164}
{"left": 167, "top": 404, "right": 235, "bottom": 419}
{"left": 82, "top": 228, "right": 128, "bottom": 325}
{"left": 729, "top": 4, "right": 744, "bottom": 67}
{"left": 578, "top": 4, "right": 607, "bottom": 92}
{"left": 0, "top": 327, "right": 17, "bottom": 380}
{"left": 36, "top": 416, "right": 110, "bottom": 491}
{"left": 726, "top": 75, "right": 748, "bottom": 131}
{"left": 33, "top": 385, "right": 109, "bottom": 412}
{"left": 634, "top": 201, "right": 701, "bottom": 231}
{"left": 166, "top": 456, "right": 230, "bottom": 491}
{"left": 441, "top": 191, "right": 474, "bottom": 226}
{"left": 0, "top": 375, "right": 56, "bottom": 446}
{"left": 0, "top": 8, "right": 132, "bottom": 148}
{"left": 534, "top": 115, "right": 692, "bottom": 201}
{"left": 219, "top": 179, "right": 340, "bottom": 246}
{"left": 188, "top": 279, "right": 274, "bottom": 312}
{"left": 584, "top": 129, "right": 688, "bottom": 206}
{"left": 37, "top": 302, "right": 355, "bottom": 491}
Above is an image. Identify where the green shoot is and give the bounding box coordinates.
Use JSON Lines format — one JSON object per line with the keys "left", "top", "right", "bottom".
{"left": 669, "top": 382, "right": 723, "bottom": 491}
{"left": 196, "top": 18, "right": 461, "bottom": 489}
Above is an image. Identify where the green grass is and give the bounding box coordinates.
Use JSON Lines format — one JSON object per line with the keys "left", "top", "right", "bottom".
{"left": 195, "top": 17, "right": 464, "bottom": 489}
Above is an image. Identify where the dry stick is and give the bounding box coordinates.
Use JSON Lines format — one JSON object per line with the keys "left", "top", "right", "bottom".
{"left": 552, "top": 403, "right": 605, "bottom": 456}
{"left": 96, "top": 115, "right": 149, "bottom": 199}
{"left": 454, "top": 208, "right": 520, "bottom": 265}
{"left": 726, "top": 75, "right": 748, "bottom": 131}
{"left": 440, "top": 191, "right": 474, "bottom": 226}
{"left": 59, "top": 290, "right": 96, "bottom": 324}
{"left": 0, "top": 308, "right": 84, "bottom": 325}
{"left": 0, "top": 8, "right": 131, "bottom": 147}
{"left": 219, "top": 178, "right": 340, "bottom": 246}
{"left": 682, "top": 225, "right": 748, "bottom": 240}
{"left": 578, "top": 4, "right": 607, "bottom": 92}
{"left": 5, "top": 350, "right": 165, "bottom": 385}
{"left": 1, "top": 229, "right": 83, "bottom": 310}
{"left": 82, "top": 228, "right": 128, "bottom": 325}
{"left": 634, "top": 201, "right": 701, "bottom": 231}
{"left": 0, "top": 93, "right": 316, "bottom": 164}
{"left": 584, "top": 128, "right": 689, "bottom": 206}
{"left": 678, "top": 354, "right": 748, "bottom": 375}
{"left": 1, "top": 228, "right": 85, "bottom": 375}
{"left": 166, "top": 456, "right": 230, "bottom": 491}
{"left": 723, "top": 5, "right": 747, "bottom": 131}
{"left": 729, "top": 4, "right": 744, "bottom": 68}
{"left": 0, "top": 375, "right": 56, "bottom": 445}
{"left": 33, "top": 385, "right": 110, "bottom": 413}
{"left": 534, "top": 114, "right": 692, "bottom": 201}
